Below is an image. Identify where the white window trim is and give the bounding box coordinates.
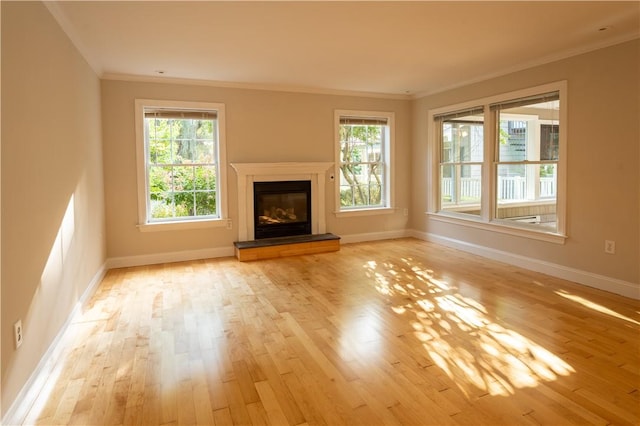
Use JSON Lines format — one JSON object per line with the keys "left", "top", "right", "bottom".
{"left": 427, "top": 81, "right": 568, "bottom": 244}
{"left": 134, "top": 99, "right": 228, "bottom": 232}
{"left": 334, "top": 109, "right": 395, "bottom": 217}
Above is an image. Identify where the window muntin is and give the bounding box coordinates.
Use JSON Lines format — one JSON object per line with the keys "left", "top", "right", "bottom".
{"left": 136, "top": 100, "right": 227, "bottom": 228}
{"left": 429, "top": 82, "right": 566, "bottom": 240}
{"left": 437, "top": 108, "right": 484, "bottom": 216}
{"left": 336, "top": 112, "right": 393, "bottom": 211}
{"left": 493, "top": 92, "right": 560, "bottom": 231}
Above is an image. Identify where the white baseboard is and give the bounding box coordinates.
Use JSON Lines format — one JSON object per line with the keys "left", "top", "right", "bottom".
{"left": 339, "top": 229, "right": 411, "bottom": 245}
{"left": 106, "top": 246, "right": 235, "bottom": 269}
{"left": 2, "top": 263, "right": 108, "bottom": 426}
{"left": 410, "top": 230, "right": 639, "bottom": 300}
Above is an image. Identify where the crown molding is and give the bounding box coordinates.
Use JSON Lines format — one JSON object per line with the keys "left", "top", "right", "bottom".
{"left": 102, "top": 73, "right": 412, "bottom": 101}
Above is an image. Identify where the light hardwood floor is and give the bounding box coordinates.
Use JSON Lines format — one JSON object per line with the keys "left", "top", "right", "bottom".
{"left": 22, "top": 238, "right": 640, "bottom": 425}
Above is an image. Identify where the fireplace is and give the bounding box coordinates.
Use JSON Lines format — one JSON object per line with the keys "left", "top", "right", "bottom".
{"left": 254, "top": 180, "right": 312, "bottom": 239}
{"left": 231, "top": 162, "right": 333, "bottom": 241}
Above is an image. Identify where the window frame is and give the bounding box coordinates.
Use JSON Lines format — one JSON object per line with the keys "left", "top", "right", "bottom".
{"left": 427, "top": 81, "right": 568, "bottom": 244}
{"left": 436, "top": 107, "right": 485, "bottom": 216}
{"left": 334, "top": 109, "right": 395, "bottom": 217}
{"left": 135, "top": 99, "right": 228, "bottom": 232}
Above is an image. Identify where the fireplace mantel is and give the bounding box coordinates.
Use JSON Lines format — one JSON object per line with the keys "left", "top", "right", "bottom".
{"left": 231, "top": 162, "right": 333, "bottom": 241}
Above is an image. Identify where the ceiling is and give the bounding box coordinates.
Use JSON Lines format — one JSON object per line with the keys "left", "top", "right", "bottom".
{"left": 46, "top": 1, "right": 640, "bottom": 98}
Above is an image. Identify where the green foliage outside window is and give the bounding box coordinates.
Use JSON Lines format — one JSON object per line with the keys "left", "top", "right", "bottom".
{"left": 146, "top": 117, "right": 218, "bottom": 220}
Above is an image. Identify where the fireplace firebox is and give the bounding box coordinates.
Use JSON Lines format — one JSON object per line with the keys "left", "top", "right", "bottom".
{"left": 253, "top": 180, "right": 312, "bottom": 239}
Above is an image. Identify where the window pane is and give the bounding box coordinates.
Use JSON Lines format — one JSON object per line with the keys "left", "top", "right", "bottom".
{"left": 338, "top": 118, "right": 389, "bottom": 209}
{"left": 495, "top": 96, "right": 559, "bottom": 231}
{"left": 150, "top": 192, "right": 175, "bottom": 219}
{"left": 539, "top": 164, "right": 557, "bottom": 198}
{"left": 440, "top": 164, "right": 482, "bottom": 216}
{"left": 339, "top": 185, "right": 354, "bottom": 207}
{"left": 356, "top": 184, "right": 370, "bottom": 205}
{"left": 368, "top": 183, "right": 382, "bottom": 205}
{"left": 142, "top": 104, "right": 223, "bottom": 223}
{"left": 175, "top": 138, "right": 198, "bottom": 163}
{"left": 149, "top": 165, "right": 172, "bottom": 194}
{"left": 341, "top": 142, "right": 364, "bottom": 163}
{"left": 439, "top": 109, "right": 483, "bottom": 216}
{"left": 496, "top": 164, "right": 557, "bottom": 202}
{"left": 149, "top": 138, "right": 171, "bottom": 164}
{"left": 169, "top": 119, "right": 216, "bottom": 164}
{"left": 441, "top": 113, "right": 484, "bottom": 163}
{"left": 173, "top": 166, "right": 194, "bottom": 191}
{"left": 498, "top": 120, "right": 527, "bottom": 161}
{"left": 195, "top": 191, "right": 216, "bottom": 216}
{"left": 196, "top": 120, "right": 214, "bottom": 139}
{"left": 194, "top": 140, "right": 215, "bottom": 163}
{"left": 193, "top": 165, "right": 216, "bottom": 191}
{"left": 496, "top": 163, "right": 557, "bottom": 231}
{"left": 497, "top": 99, "right": 560, "bottom": 162}
{"left": 540, "top": 124, "right": 559, "bottom": 161}
{"left": 366, "top": 142, "right": 382, "bottom": 162}
{"left": 369, "top": 163, "right": 383, "bottom": 182}
{"left": 173, "top": 191, "right": 194, "bottom": 217}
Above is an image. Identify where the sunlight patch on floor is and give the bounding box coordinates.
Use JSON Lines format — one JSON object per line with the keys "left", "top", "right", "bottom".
{"left": 554, "top": 289, "right": 640, "bottom": 326}
{"left": 364, "top": 258, "right": 575, "bottom": 398}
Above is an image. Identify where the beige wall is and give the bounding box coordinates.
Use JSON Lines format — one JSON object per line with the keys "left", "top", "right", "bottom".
{"left": 411, "top": 39, "right": 640, "bottom": 286}
{"left": 101, "top": 81, "right": 411, "bottom": 259}
{"left": 1, "top": 1, "right": 106, "bottom": 414}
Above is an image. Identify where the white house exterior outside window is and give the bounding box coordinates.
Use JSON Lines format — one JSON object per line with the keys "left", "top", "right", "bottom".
{"left": 135, "top": 99, "right": 228, "bottom": 231}
{"left": 492, "top": 92, "right": 560, "bottom": 228}
{"left": 335, "top": 110, "right": 394, "bottom": 216}
{"left": 428, "top": 82, "right": 567, "bottom": 243}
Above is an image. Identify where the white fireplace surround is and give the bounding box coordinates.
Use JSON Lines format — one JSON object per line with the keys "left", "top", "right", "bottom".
{"left": 231, "top": 162, "right": 334, "bottom": 241}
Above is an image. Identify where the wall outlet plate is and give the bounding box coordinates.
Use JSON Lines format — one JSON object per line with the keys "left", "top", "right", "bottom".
{"left": 604, "top": 240, "right": 616, "bottom": 254}
{"left": 14, "top": 320, "right": 23, "bottom": 349}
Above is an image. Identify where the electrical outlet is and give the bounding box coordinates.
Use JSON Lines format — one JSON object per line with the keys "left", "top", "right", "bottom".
{"left": 403, "top": 208, "right": 409, "bottom": 217}
{"left": 604, "top": 240, "right": 615, "bottom": 254}
{"left": 14, "top": 320, "right": 23, "bottom": 349}
{"left": 226, "top": 219, "right": 233, "bottom": 230}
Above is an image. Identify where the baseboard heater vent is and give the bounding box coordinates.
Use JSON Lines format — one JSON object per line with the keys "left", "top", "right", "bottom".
{"left": 511, "top": 215, "right": 541, "bottom": 224}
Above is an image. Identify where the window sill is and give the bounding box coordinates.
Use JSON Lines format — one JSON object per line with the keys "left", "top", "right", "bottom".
{"left": 426, "top": 212, "right": 567, "bottom": 244}
{"left": 138, "top": 218, "right": 229, "bottom": 232}
{"left": 335, "top": 207, "right": 395, "bottom": 218}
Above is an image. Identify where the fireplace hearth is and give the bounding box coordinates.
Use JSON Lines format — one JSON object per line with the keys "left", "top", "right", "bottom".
{"left": 253, "top": 180, "right": 312, "bottom": 239}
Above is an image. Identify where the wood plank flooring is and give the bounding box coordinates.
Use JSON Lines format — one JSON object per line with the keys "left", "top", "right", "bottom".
{"left": 22, "top": 238, "right": 640, "bottom": 425}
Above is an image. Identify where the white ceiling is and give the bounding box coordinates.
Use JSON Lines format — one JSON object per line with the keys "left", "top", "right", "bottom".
{"left": 46, "top": 1, "right": 640, "bottom": 98}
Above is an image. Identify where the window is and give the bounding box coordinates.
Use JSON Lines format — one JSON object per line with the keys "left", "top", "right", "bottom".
{"left": 493, "top": 92, "right": 560, "bottom": 228}
{"left": 335, "top": 110, "right": 394, "bottom": 214}
{"left": 429, "top": 82, "right": 566, "bottom": 242}
{"left": 135, "top": 100, "right": 227, "bottom": 230}
{"left": 437, "top": 107, "right": 484, "bottom": 216}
